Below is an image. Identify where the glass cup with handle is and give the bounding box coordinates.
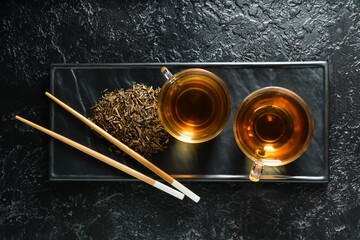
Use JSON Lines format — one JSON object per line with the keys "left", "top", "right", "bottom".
{"left": 233, "top": 87, "right": 314, "bottom": 182}
{"left": 158, "top": 67, "right": 231, "bottom": 143}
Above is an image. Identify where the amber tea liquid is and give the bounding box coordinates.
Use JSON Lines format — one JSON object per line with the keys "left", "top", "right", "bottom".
{"left": 158, "top": 70, "right": 231, "bottom": 143}
{"left": 233, "top": 88, "right": 313, "bottom": 166}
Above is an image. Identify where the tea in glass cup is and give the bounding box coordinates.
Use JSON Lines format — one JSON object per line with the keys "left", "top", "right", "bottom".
{"left": 233, "top": 87, "right": 314, "bottom": 182}
{"left": 158, "top": 67, "right": 231, "bottom": 143}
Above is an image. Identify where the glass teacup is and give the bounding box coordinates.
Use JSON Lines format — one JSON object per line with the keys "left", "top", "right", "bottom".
{"left": 158, "top": 67, "right": 231, "bottom": 143}
{"left": 233, "top": 87, "right": 314, "bottom": 182}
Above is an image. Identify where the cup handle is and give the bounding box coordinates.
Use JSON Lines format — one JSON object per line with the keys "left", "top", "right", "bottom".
{"left": 249, "top": 162, "right": 264, "bottom": 182}
{"left": 161, "top": 67, "right": 173, "bottom": 80}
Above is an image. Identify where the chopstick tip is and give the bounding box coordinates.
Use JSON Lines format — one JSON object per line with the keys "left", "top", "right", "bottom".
{"left": 171, "top": 180, "right": 200, "bottom": 203}
{"left": 154, "top": 181, "right": 184, "bottom": 200}
{"left": 15, "top": 115, "right": 27, "bottom": 124}
{"left": 15, "top": 115, "right": 27, "bottom": 123}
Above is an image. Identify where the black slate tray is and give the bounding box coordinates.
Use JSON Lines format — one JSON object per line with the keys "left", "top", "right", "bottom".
{"left": 49, "top": 62, "right": 329, "bottom": 182}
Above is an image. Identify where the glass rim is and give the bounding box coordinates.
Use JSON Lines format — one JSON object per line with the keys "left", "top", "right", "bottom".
{"left": 233, "top": 86, "right": 314, "bottom": 166}
{"left": 158, "top": 68, "right": 232, "bottom": 143}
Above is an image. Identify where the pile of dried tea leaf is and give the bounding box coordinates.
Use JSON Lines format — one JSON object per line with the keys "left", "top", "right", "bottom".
{"left": 90, "top": 83, "right": 170, "bottom": 158}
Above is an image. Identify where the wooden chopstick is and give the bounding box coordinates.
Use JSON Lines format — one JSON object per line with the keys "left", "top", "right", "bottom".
{"left": 15, "top": 115, "right": 184, "bottom": 200}
{"left": 45, "top": 92, "right": 200, "bottom": 203}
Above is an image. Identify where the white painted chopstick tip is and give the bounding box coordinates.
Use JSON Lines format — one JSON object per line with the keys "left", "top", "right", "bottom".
{"left": 154, "top": 181, "right": 184, "bottom": 200}
{"left": 172, "top": 180, "right": 200, "bottom": 203}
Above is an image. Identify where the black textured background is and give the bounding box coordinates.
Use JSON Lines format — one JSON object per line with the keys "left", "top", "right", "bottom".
{"left": 1, "top": 1, "right": 359, "bottom": 239}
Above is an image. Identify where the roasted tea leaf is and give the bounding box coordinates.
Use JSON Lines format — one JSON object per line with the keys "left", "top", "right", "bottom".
{"left": 90, "top": 83, "right": 170, "bottom": 159}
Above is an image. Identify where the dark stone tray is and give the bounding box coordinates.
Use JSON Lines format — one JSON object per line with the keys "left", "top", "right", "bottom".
{"left": 49, "top": 62, "right": 328, "bottom": 182}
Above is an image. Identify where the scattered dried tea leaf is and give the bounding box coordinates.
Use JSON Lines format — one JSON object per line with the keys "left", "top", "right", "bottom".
{"left": 90, "top": 83, "right": 170, "bottom": 159}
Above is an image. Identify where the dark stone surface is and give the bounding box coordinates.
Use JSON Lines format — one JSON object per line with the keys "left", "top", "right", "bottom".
{"left": 49, "top": 64, "right": 328, "bottom": 182}
{"left": 0, "top": 0, "right": 359, "bottom": 239}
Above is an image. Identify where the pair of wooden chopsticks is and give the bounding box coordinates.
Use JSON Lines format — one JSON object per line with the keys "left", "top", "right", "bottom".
{"left": 16, "top": 92, "right": 200, "bottom": 202}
